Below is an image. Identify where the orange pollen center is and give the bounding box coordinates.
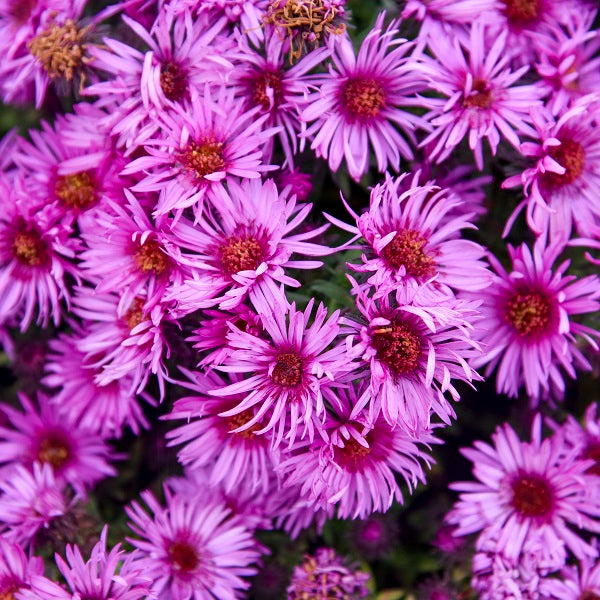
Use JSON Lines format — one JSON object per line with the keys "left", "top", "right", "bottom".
{"left": 54, "top": 171, "right": 97, "bottom": 209}
{"left": 219, "top": 235, "right": 263, "bottom": 275}
{"left": 582, "top": 443, "right": 600, "bottom": 476}
{"left": 178, "top": 137, "right": 225, "bottom": 179}
{"left": 252, "top": 71, "right": 284, "bottom": 110}
{"left": 160, "top": 61, "right": 188, "bottom": 102}
{"left": 226, "top": 410, "right": 263, "bottom": 439}
{"left": 334, "top": 435, "right": 373, "bottom": 472}
{"left": 342, "top": 77, "right": 386, "bottom": 120}
{"left": 12, "top": 230, "right": 47, "bottom": 266}
{"left": 271, "top": 352, "right": 303, "bottom": 387}
{"left": 380, "top": 229, "right": 435, "bottom": 277}
{"left": 503, "top": 0, "right": 540, "bottom": 25}
{"left": 511, "top": 473, "right": 554, "bottom": 518}
{"left": 463, "top": 78, "right": 492, "bottom": 109}
{"left": 168, "top": 540, "right": 199, "bottom": 572}
{"left": 579, "top": 592, "right": 600, "bottom": 600}
{"left": 505, "top": 291, "right": 551, "bottom": 337}
{"left": 544, "top": 138, "right": 586, "bottom": 187}
{"left": 123, "top": 298, "right": 146, "bottom": 331}
{"left": 37, "top": 433, "right": 70, "bottom": 468}
{"left": 28, "top": 19, "right": 90, "bottom": 80}
{"left": 134, "top": 240, "right": 168, "bottom": 276}
{"left": 371, "top": 321, "right": 421, "bottom": 377}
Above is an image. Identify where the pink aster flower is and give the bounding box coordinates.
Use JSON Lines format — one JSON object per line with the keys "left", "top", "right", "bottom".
{"left": 21, "top": 527, "right": 151, "bottom": 600}
{"left": 503, "top": 98, "right": 600, "bottom": 241}
{"left": 230, "top": 33, "right": 330, "bottom": 165}
{"left": 418, "top": 22, "right": 544, "bottom": 169}
{"left": 126, "top": 485, "right": 262, "bottom": 600}
{"left": 327, "top": 171, "right": 491, "bottom": 297}
{"left": 279, "top": 383, "right": 438, "bottom": 519}
{"left": 164, "top": 178, "right": 329, "bottom": 312}
{"left": 540, "top": 551, "right": 600, "bottom": 599}
{"left": 0, "top": 391, "right": 116, "bottom": 495}
{"left": 287, "top": 548, "right": 370, "bottom": 599}
{"left": 211, "top": 293, "right": 351, "bottom": 448}
{"left": 86, "top": 10, "right": 234, "bottom": 149}
{"left": 447, "top": 415, "right": 600, "bottom": 563}
{"left": 122, "top": 85, "right": 279, "bottom": 217}
{"left": 0, "top": 173, "right": 79, "bottom": 331}
{"left": 0, "top": 536, "right": 44, "bottom": 599}
{"left": 0, "top": 463, "right": 70, "bottom": 548}
{"left": 470, "top": 240, "right": 600, "bottom": 402}
{"left": 79, "top": 190, "right": 183, "bottom": 311}
{"left": 345, "top": 283, "right": 482, "bottom": 433}
{"left": 43, "top": 327, "right": 151, "bottom": 438}
{"left": 166, "top": 368, "right": 279, "bottom": 495}
{"left": 301, "top": 12, "right": 428, "bottom": 181}
{"left": 276, "top": 167, "right": 313, "bottom": 201}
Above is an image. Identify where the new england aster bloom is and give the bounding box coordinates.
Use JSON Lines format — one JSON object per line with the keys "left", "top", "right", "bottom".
{"left": 86, "top": 10, "right": 234, "bottom": 149}
{"left": 20, "top": 527, "right": 151, "bottom": 600}
{"left": 0, "top": 174, "right": 79, "bottom": 331}
{"left": 447, "top": 415, "right": 600, "bottom": 563}
{"left": 287, "top": 548, "right": 370, "bottom": 599}
{"left": 211, "top": 293, "right": 350, "bottom": 448}
{"left": 122, "top": 85, "right": 278, "bottom": 217}
{"left": 165, "top": 178, "right": 329, "bottom": 312}
{"left": 126, "top": 485, "right": 262, "bottom": 600}
{"left": 470, "top": 240, "right": 600, "bottom": 402}
{"left": 540, "top": 550, "right": 600, "bottom": 599}
{"left": 345, "top": 283, "right": 482, "bottom": 433}
{"left": 327, "top": 171, "right": 491, "bottom": 297}
{"left": 503, "top": 98, "right": 600, "bottom": 241}
{"left": 301, "top": 12, "right": 427, "bottom": 181}
{"left": 0, "top": 536, "right": 44, "bottom": 599}
{"left": 418, "top": 22, "right": 543, "bottom": 169}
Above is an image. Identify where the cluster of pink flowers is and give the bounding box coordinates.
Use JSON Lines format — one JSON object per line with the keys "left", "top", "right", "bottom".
{"left": 0, "top": 0, "right": 598, "bottom": 597}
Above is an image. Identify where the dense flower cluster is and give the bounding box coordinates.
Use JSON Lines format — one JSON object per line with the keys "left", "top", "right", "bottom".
{"left": 0, "top": 0, "right": 598, "bottom": 598}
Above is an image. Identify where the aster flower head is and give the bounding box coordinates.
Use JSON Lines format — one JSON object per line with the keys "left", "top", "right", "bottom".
{"left": 345, "top": 282, "right": 482, "bottom": 433}
{"left": 0, "top": 536, "right": 44, "bottom": 599}
{"left": 447, "top": 415, "right": 600, "bottom": 563}
{"left": 0, "top": 173, "right": 79, "bottom": 331}
{"left": 503, "top": 97, "right": 600, "bottom": 241}
{"left": 0, "top": 391, "right": 117, "bottom": 494}
{"left": 302, "top": 12, "right": 428, "bottom": 181}
{"left": 540, "top": 549, "right": 600, "bottom": 599}
{"left": 164, "top": 178, "right": 329, "bottom": 313}
{"left": 210, "top": 291, "right": 351, "bottom": 448}
{"left": 86, "top": 10, "right": 235, "bottom": 149}
{"left": 328, "top": 171, "right": 492, "bottom": 296}
{"left": 470, "top": 239, "right": 600, "bottom": 402}
{"left": 123, "top": 85, "right": 279, "bottom": 217}
{"left": 418, "top": 21, "right": 544, "bottom": 169}
{"left": 126, "top": 485, "right": 262, "bottom": 600}
{"left": 287, "top": 547, "right": 370, "bottom": 599}
{"left": 20, "top": 527, "right": 151, "bottom": 600}
{"left": 43, "top": 327, "right": 151, "bottom": 438}
{"left": 166, "top": 368, "right": 279, "bottom": 495}
{"left": 279, "top": 383, "right": 439, "bottom": 519}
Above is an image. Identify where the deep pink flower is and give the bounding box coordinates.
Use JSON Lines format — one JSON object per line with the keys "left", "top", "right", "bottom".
{"left": 0, "top": 174, "right": 79, "bottom": 331}
{"left": 43, "top": 327, "right": 152, "bottom": 438}
{"left": 0, "top": 391, "right": 116, "bottom": 494}
{"left": 447, "top": 415, "right": 600, "bottom": 562}
{"left": 503, "top": 98, "right": 600, "bottom": 241}
{"left": 211, "top": 293, "right": 351, "bottom": 448}
{"left": 418, "top": 22, "right": 544, "bottom": 169}
{"left": 470, "top": 240, "right": 600, "bottom": 402}
{"left": 302, "top": 13, "right": 427, "bottom": 181}
{"left": 86, "top": 10, "right": 234, "bottom": 148}
{"left": 122, "top": 85, "right": 279, "bottom": 217}
{"left": 166, "top": 368, "right": 279, "bottom": 495}
{"left": 328, "top": 172, "right": 492, "bottom": 296}
{"left": 540, "top": 550, "right": 600, "bottom": 599}
{"left": 279, "top": 384, "right": 438, "bottom": 519}
{"left": 126, "top": 485, "right": 262, "bottom": 600}
{"left": 345, "top": 283, "right": 482, "bottom": 432}
{"left": 164, "top": 178, "right": 329, "bottom": 312}
{"left": 287, "top": 548, "right": 370, "bottom": 599}
{"left": 0, "top": 535, "right": 44, "bottom": 598}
